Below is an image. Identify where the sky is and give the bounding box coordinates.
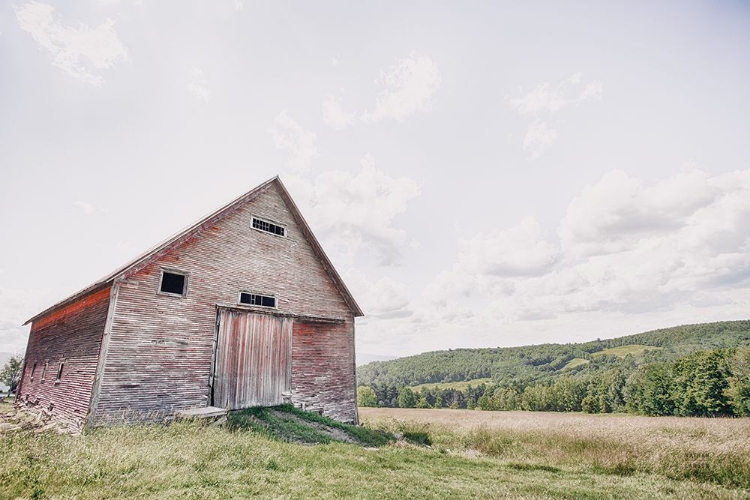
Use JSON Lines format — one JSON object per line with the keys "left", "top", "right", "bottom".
{"left": 1, "top": 1, "right": 750, "bottom": 363}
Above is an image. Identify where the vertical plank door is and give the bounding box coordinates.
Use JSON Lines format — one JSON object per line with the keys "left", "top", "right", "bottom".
{"left": 212, "top": 310, "right": 292, "bottom": 409}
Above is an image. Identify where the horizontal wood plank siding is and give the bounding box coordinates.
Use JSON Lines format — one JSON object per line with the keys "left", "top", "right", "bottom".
{"left": 95, "top": 183, "right": 356, "bottom": 423}
{"left": 19, "top": 286, "right": 111, "bottom": 429}
{"left": 291, "top": 319, "right": 357, "bottom": 424}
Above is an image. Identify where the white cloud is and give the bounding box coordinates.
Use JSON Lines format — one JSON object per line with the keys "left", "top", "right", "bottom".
{"left": 15, "top": 2, "right": 128, "bottom": 85}
{"left": 560, "top": 168, "right": 717, "bottom": 257}
{"left": 523, "top": 121, "right": 558, "bottom": 160}
{"left": 345, "top": 270, "right": 413, "bottom": 319}
{"left": 186, "top": 66, "right": 211, "bottom": 103}
{"left": 233, "top": 0, "right": 244, "bottom": 11}
{"left": 579, "top": 80, "right": 603, "bottom": 102}
{"left": 423, "top": 167, "right": 750, "bottom": 325}
{"left": 362, "top": 53, "right": 441, "bottom": 122}
{"left": 423, "top": 216, "right": 558, "bottom": 308}
{"left": 459, "top": 217, "right": 560, "bottom": 278}
{"left": 73, "top": 200, "right": 97, "bottom": 215}
{"left": 322, "top": 94, "right": 355, "bottom": 130}
{"left": 285, "top": 154, "right": 420, "bottom": 266}
{"left": 510, "top": 83, "right": 568, "bottom": 115}
{"left": 509, "top": 73, "right": 602, "bottom": 159}
{"left": 269, "top": 110, "right": 319, "bottom": 172}
{"left": 510, "top": 73, "right": 602, "bottom": 116}
{"left": 330, "top": 56, "right": 339, "bottom": 66}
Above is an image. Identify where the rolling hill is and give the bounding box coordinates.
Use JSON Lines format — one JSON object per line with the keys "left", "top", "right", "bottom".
{"left": 357, "top": 320, "right": 750, "bottom": 389}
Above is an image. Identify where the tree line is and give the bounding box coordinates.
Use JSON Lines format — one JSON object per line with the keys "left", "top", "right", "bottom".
{"left": 358, "top": 347, "right": 750, "bottom": 417}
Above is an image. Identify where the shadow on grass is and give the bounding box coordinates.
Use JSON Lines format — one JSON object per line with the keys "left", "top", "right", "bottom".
{"left": 226, "top": 405, "right": 394, "bottom": 447}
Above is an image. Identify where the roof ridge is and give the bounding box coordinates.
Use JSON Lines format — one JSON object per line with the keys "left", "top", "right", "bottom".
{"left": 24, "top": 175, "right": 361, "bottom": 325}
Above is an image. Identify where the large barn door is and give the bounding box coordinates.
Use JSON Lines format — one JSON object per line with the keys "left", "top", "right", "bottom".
{"left": 212, "top": 310, "right": 292, "bottom": 409}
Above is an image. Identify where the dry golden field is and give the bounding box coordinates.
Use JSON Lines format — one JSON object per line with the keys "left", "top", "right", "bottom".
{"left": 360, "top": 407, "right": 750, "bottom": 455}
{"left": 360, "top": 407, "right": 750, "bottom": 492}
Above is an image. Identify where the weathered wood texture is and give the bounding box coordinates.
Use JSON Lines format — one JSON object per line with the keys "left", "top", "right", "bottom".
{"left": 18, "top": 286, "right": 110, "bottom": 429}
{"left": 93, "top": 183, "right": 356, "bottom": 422}
{"left": 292, "top": 319, "right": 357, "bottom": 424}
{"left": 213, "top": 310, "right": 292, "bottom": 409}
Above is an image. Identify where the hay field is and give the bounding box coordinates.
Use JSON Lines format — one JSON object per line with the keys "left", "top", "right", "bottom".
{"left": 361, "top": 408, "right": 750, "bottom": 491}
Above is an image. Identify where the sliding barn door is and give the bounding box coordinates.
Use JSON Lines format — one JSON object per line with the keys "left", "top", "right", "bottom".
{"left": 212, "top": 310, "right": 292, "bottom": 409}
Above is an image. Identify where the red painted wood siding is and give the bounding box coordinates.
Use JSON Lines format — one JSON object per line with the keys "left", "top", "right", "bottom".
{"left": 292, "top": 320, "right": 357, "bottom": 423}
{"left": 213, "top": 310, "right": 292, "bottom": 409}
{"left": 19, "top": 286, "right": 111, "bottom": 429}
{"left": 94, "top": 183, "right": 356, "bottom": 422}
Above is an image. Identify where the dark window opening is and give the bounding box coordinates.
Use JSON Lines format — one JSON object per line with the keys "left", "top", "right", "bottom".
{"left": 252, "top": 217, "right": 286, "bottom": 237}
{"left": 56, "top": 363, "right": 64, "bottom": 382}
{"left": 41, "top": 361, "right": 48, "bottom": 382}
{"left": 240, "top": 292, "right": 276, "bottom": 308}
{"left": 160, "top": 271, "right": 186, "bottom": 296}
{"left": 31, "top": 361, "right": 37, "bottom": 380}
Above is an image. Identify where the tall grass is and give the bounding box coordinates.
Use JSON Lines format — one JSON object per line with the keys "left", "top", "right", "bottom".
{"left": 362, "top": 408, "right": 750, "bottom": 490}
{"left": 1, "top": 405, "right": 748, "bottom": 499}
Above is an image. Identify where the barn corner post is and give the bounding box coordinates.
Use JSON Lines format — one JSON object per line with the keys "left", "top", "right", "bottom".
{"left": 205, "top": 306, "right": 223, "bottom": 409}
{"left": 86, "top": 282, "right": 120, "bottom": 427}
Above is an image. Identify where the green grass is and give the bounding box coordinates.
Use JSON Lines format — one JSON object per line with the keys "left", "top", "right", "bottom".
{"left": 592, "top": 345, "right": 662, "bottom": 359}
{"left": 562, "top": 358, "right": 590, "bottom": 370}
{"left": 410, "top": 378, "right": 493, "bottom": 392}
{"left": 226, "top": 404, "right": 393, "bottom": 447}
{"left": 1, "top": 402, "right": 749, "bottom": 499}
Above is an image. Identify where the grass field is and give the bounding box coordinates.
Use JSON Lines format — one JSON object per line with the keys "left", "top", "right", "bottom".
{"left": 562, "top": 357, "right": 590, "bottom": 370}
{"left": 592, "top": 344, "right": 662, "bottom": 358}
{"left": 1, "top": 401, "right": 749, "bottom": 499}
{"left": 409, "top": 377, "right": 493, "bottom": 392}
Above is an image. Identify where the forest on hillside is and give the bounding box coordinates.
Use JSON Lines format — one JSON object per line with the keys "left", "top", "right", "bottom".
{"left": 356, "top": 321, "right": 750, "bottom": 417}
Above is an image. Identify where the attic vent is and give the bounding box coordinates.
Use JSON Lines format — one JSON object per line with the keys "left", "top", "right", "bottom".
{"left": 159, "top": 270, "right": 188, "bottom": 296}
{"left": 252, "top": 217, "right": 286, "bottom": 237}
{"left": 239, "top": 292, "right": 276, "bottom": 308}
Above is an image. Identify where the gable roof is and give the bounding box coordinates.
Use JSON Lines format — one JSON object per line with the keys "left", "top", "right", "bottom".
{"left": 24, "top": 176, "right": 363, "bottom": 325}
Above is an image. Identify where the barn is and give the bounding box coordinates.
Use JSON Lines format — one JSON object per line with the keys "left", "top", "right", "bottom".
{"left": 17, "top": 176, "right": 363, "bottom": 429}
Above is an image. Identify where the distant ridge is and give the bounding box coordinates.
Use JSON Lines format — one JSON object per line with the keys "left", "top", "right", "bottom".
{"left": 357, "top": 320, "right": 750, "bottom": 388}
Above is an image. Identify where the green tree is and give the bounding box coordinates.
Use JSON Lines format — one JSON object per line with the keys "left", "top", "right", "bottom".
{"left": 726, "top": 348, "right": 750, "bottom": 416}
{"left": 357, "top": 386, "right": 378, "bottom": 407}
{"left": 398, "top": 387, "right": 417, "bottom": 408}
{"left": 672, "top": 350, "right": 732, "bottom": 417}
{"left": 415, "top": 395, "right": 431, "bottom": 408}
{"left": 625, "top": 363, "right": 675, "bottom": 416}
{"left": 433, "top": 389, "right": 443, "bottom": 409}
{"left": 1, "top": 356, "right": 23, "bottom": 394}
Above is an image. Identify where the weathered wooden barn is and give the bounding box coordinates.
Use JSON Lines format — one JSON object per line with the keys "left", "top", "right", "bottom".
{"left": 17, "top": 177, "right": 363, "bottom": 429}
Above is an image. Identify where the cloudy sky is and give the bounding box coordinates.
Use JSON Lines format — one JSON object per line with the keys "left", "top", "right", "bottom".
{"left": 1, "top": 1, "right": 749, "bottom": 361}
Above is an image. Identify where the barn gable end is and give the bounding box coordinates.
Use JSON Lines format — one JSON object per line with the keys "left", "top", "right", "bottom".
{"left": 21, "top": 177, "right": 362, "bottom": 426}
{"left": 18, "top": 286, "right": 112, "bottom": 430}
